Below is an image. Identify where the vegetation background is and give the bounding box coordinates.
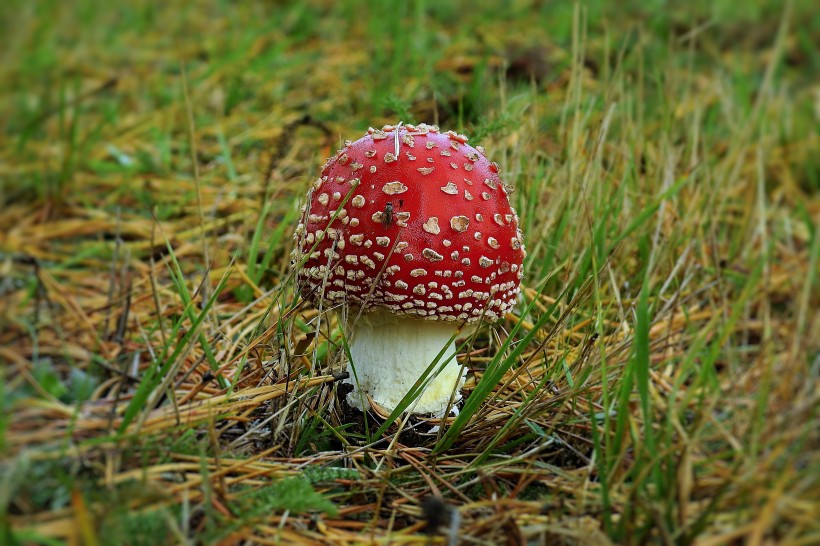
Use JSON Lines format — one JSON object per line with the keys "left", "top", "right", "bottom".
{"left": 1, "top": 0, "right": 818, "bottom": 544}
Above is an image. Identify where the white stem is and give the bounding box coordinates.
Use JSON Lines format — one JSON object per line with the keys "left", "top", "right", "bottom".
{"left": 343, "top": 311, "right": 465, "bottom": 415}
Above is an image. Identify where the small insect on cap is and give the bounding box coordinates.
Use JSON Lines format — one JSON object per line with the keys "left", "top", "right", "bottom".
{"left": 294, "top": 123, "right": 526, "bottom": 323}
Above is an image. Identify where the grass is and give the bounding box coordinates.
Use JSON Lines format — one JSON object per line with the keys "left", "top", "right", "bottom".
{"left": 1, "top": 0, "right": 818, "bottom": 544}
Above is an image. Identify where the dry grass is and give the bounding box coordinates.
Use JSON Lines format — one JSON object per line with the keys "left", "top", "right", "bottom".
{"left": 1, "top": 1, "right": 818, "bottom": 544}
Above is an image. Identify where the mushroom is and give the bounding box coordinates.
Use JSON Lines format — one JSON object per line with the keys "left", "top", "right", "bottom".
{"left": 293, "top": 123, "right": 526, "bottom": 415}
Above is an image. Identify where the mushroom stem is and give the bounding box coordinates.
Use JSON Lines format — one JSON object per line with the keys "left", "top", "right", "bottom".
{"left": 344, "top": 310, "right": 465, "bottom": 415}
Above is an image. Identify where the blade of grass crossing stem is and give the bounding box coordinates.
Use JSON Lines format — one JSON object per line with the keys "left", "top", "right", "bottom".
{"left": 435, "top": 276, "right": 568, "bottom": 453}
{"left": 372, "top": 331, "right": 463, "bottom": 439}
{"left": 119, "top": 260, "right": 231, "bottom": 432}
{"left": 163, "top": 239, "right": 229, "bottom": 388}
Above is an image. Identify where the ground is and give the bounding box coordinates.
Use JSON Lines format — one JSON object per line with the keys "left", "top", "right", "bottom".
{"left": 1, "top": 1, "right": 818, "bottom": 544}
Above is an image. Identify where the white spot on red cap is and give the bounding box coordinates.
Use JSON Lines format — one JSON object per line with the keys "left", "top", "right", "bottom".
{"left": 422, "top": 248, "right": 444, "bottom": 262}
{"left": 450, "top": 216, "right": 470, "bottom": 233}
{"left": 423, "top": 217, "right": 440, "bottom": 234}
{"left": 382, "top": 181, "right": 407, "bottom": 195}
{"left": 441, "top": 182, "right": 458, "bottom": 195}
{"left": 448, "top": 131, "right": 468, "bottom": 144}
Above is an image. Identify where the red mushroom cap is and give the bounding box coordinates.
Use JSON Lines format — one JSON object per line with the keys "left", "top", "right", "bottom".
{"left": 294, "top": 123, "right": 526, "bottom": 323}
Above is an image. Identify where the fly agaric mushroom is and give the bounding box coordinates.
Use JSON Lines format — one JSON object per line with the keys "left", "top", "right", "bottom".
{"left": 293, "top": 123, "right": 525, "bottom": 415}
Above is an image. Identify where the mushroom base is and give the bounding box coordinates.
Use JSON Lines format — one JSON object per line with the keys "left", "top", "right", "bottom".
{"left": 343, "top": 311, "right": 466, "bottom": 415}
